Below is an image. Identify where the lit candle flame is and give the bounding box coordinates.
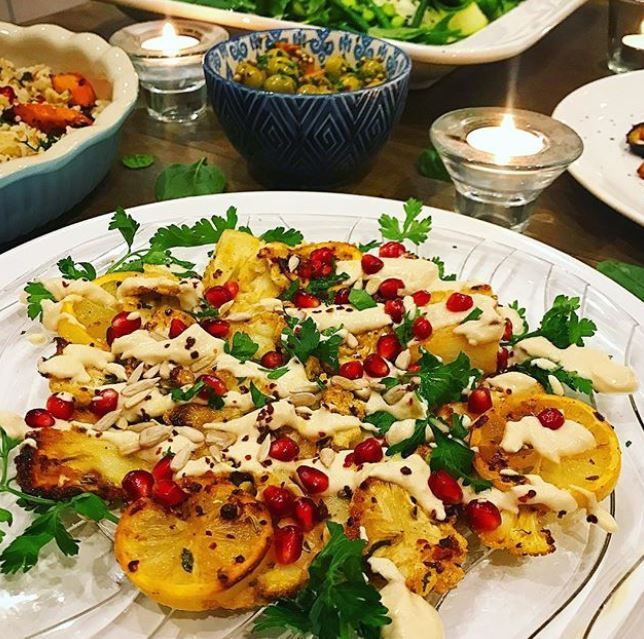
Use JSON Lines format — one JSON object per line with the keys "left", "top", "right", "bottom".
{"left": 140, "top": 21, "right": 200, "bottom": 56}
{"left": 161, "top": 22, "right": 180, "bottom": 57}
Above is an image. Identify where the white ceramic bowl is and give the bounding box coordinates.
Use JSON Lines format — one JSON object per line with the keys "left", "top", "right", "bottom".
{"left": 0, "top": 22, "right": 138, "bottom": 243}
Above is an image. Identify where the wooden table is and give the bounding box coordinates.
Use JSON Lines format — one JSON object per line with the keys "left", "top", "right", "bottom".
{"left": 7, "top": 0, "right": 644, "bottom": 268}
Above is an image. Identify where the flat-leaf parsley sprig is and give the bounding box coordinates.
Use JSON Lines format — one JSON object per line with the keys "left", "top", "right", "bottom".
{"left": 0, "top": 427, "right": 117, "bottom": 574}
{"left": 378, "top": 198, "right": 432, "bottom": 245}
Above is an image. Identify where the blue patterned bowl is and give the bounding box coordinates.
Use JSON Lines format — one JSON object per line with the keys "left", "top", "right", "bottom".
{"left": 204, "top": 28, "right": 410, "bottom": 188}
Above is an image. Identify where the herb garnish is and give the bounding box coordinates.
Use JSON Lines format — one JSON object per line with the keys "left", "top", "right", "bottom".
{"left": 378, "top": 198, "right": 432, "bottom": 245}
{"left": 358, "top": 240, "right": 381, "bottom": 253}
{"left": 281, "top": 318, "right": 343, "bottom": 369}
{"left": 260, "top": 227, "right": 303, "bottom": 246}
{"left": 507, "top": 300, "right": 528, "bottom": 336}
{"left": 121, "top": 153, "right": 155, "bottom": 170}
{"left": 250, "top": 382, "right": 269, "bottom": 408}
{"left": 57, "top": 257, "right": 97, "bottom": 281}
{"left": 348, "top": 288, "right": 377, "bottom": 310}
{"left": 0, "top": 427, "right": 117, "bottom": 574}
{"left": 512, "top": 362, "right": 593, "bottom": 397}
{"left": 306, "top": 272, "right": 349, "bottom": 300}
{"left": 460, "top": 308, "right": 483, "bottom": 323}
{"left": 171, "top": 379, "right": 206, "bottom": 403}
{"left": 255, "top": 521, "right": 390, "bottom": 639}
{"left": 386, "top": 419, "right": 428, "bottom": 458}
{"left": 225, "top": 332, "right": 259, "bottom": 363}
{"left": 154, "top": 157, "right": 226, "bottom": 201}
{"left": 260, "top": 366, "right": 289, "bottom": 380}
{"left": 363, "top": 410, "right": 397, "bottom": 432}
{"left": 23, "top": 282, "right": 55, "bottom": 320}
{"left": 430, "top": 256, "right": 457, "bottom": 281}
{"left": 394, "top": 310, "right": 421, "bottom": 346}
{"left": 417, "top": 144, "right": 450, "bottom": 182}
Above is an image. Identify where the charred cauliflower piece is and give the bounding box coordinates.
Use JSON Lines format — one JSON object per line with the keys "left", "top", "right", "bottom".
{"left": 347, "top": 479, "right": 467, "bottom": 595}
{"left": 477, "top": 508, "right": 555, "bottom": 557}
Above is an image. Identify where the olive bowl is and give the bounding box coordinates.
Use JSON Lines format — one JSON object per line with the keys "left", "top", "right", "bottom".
{"left": 203, "top": 28, "right": 411, "bottom": 189}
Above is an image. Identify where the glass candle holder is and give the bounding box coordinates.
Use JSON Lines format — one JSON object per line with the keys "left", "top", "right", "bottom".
{"left": 609, "top": 0, "right": 644, "bottom": 73}
{"left": 110, "top": 20, "right": 228, "bottom": 123}
{"left": 430, "top": 108, "right": 583, "bottom": 231}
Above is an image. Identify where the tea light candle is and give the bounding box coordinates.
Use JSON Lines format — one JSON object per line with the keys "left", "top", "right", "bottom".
{"left": 466, "top": 114, "right": 544, "bottom": 160}
{"left": 141, "top": 22, "right": 199, "bottom": 55}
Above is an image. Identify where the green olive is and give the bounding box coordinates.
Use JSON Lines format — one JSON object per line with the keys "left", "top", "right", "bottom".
{"left": 266, "top": 56, "right": 299, "bottom": 79}
{"left": 297, "top": 84, "right": 320, "bottom": 94}
{"left": 263, "top": 74, "right": 297, "bottom": 94}
{"left": 324, "top": 54, "right": 349, "bottom": 79}
{"left": 266, "top": 47, "right": 290, "bottom": 60}
{"left": 357, "top": 58, "right": 385, "bottom": 82}
{"left": 233, "top": 61, "right": 266, "bottom": 89}
{"left": 338, "top": 73, "right": 363, "bottom": 92}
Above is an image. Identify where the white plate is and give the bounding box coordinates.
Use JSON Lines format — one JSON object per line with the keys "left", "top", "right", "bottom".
{"left": 0, "top": 192, "right": 642, "bottom": 639}
{"left": 104, "top": 0, "right": 587, "bottom": 64}
{"left": 553, "top": 70, "right": 644, "bottom": 228}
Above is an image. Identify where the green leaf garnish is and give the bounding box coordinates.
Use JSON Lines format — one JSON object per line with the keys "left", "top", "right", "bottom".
{"left": 225, "top": 332, "right": 259, "bottom": 363}
{"left": 262, "top": 366, "right": 290, "bottom": 380}
{"left": 255, "top": 522, "right": 390, "bottom": 639}
{"left": 348, "top": 288, "right": 377, "bottom": 310}
{"left": 378, "top": 198, "right": 432, "bottom": 245}
{"left": 171, "top": 379, "right": 205, "bottom": 403}
{"left": 414, "top": 351, "right": 480, "bottom": 408}
{"left": 508, "top": 300, "right": 528, "bottom": 336}
{"left": 56, "top": 257, "right": 97, "bottom": 281}
{"left": 430, "top": 256, "right": 456, "bottom": 281}
{"left": 154, "top": 158, "right": 226, "bottom": 201}
{"left": 417, "top": 145, "right": 450, "bottom": 182}
{"left": 260, "top": 227, "right": 303, "bottom": 246}
{"left": 121, "top": 153, "right": 155, "bottom": 170}
{"left": 250, "top": 382, "right": 269, "bottom": 408}
{"left": 358, "top": 240, "right": 381, "bottom": 253}
{"left": 305, "top": 272, "right": 349, "bottom": 300}
{"left": 108, "top": 206, "right": 140, "bottom": 250}
{"left": 386, "top": 419, "right": 427, "bottom": 458}
{"left": 23, "top": 282, "right": 55, "bottom": 321}
{"left": 512, "top": 361, "right": 593, "bottom": 397}
{"left": 394, "top": 309, "right": 420, "bottom": 346}
{"left": 461, "top": 308, "right": 483, "bottom": 323}
{"left": 281, "top": 318, "right": 342, "bottom": 369}
{"left": 363, "top": 410, "right": 397, "bottom": 433}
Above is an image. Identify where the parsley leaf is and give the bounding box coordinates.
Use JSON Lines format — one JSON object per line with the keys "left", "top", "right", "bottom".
{"left": 23, "top": 282, "right": 55, "bottom": 321}
{"left": 363, "top": 411, "right": 397, "bottom": 433}
{"left": 378, "top": 198, "right": 432, "bottom": 245}
{"left": 358, "top": 240, "right": 381, "bottom": 253}
{"left": 414, "top": 352, "right": 480, "bottom": 408}
{"left": 306, "top": 272, "right": 349, "bottom": 300}
{"left": 394, "top": 310, "right": 420, "bottom": 346}
{"left": 154, "top": 158, "right": 226, "bottom": 201}
{"left": 281, "top": 318, "right": 342, "bottom": 369}
{"left": 250, "top": 382, "right": 269, "bottom": 408}
{"left": 508, "top": 300, "right": 528, "bottom": 336}
{"left": 171, "top": 379, "right": 205, "bottom": 403}
{"left": 348, "top": 288, "right": 377, "bottom": 310}
{"left": 461, "top": 308, "right": 483, "bottom": 323}
{"left": 190, "top": 301, "right": 219, "bottom": 321}
{"left": 512, "top": 362, "right": 594, "bottom": 397}
{"left": 255, "top": 522, "right": 390, "bottom": 639}
{"left": 386, "top": 419, "right": 428, "bottom": 458}
{"left": 417, "top": 145, "right": 450, "bottom": 182}
{"left": 261, "top": 366, "right": 289, "bottom": 380}
{"left": 109, "top": 206, "right": 140, "bottom": 250}
{"left": 121, "top": 153, "right": 155, "bottom": 170}
{"left": 225, "top": 332, "right": 259, "bottom": 363}
{"left": 430, "top": 256, "right": 457, "bottom": 281}
{"left": 56, "top": 257, "right": 97, "bottom": 281}
{"left": 149, "top": 206, "right": 239, "bottom": 249}
{"left": 260, "top": 227, "right": 303, "bottom": 246}
{"left": 513, "top": 295, "right": 597, "bottom": 348}
{"left": 281, "top": 280, "right": 299, "bottom": 302}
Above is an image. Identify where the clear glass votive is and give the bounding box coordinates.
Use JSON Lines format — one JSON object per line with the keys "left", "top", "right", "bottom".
{"left": 608, "top": 0, "right": 644, "bottom": 73}
{"left": 110, "top": 20, "right": 228, "bottom": 123}
{"left": 430, "top": 108, "right": 583, "bottom": 232}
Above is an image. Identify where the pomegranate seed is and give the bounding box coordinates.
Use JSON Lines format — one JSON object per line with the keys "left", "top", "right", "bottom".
{"left": 353, "top": 437, "right": 383, "bottom": 464}
{"left": 269, "top": 435, "right": 300, "bottom": 461}
{"left": 293, "top": 497, "right": 319, "bottom": 531}
{"left": 108, "top": 311, "right": 141, "bottom": 342}
{"left": 497, "top": 347, "right": 509, "bottom": 372}
{"left": 384, "top": 298, "right": 404, "bottom": 323}
{"left": 412, "top": 290, "right": 431, "bottom": 306}
{"left": 152, "top": 456, "right": 174, "bottom": 482}
{"left": 468, "top": 388, "right": 492, "bottom": 414}
{"left": 122, "top": 469, "right": 154, "bottom": 501}
{"left": 152, "top": 479, "right": 188, "bottom": 508}
{"left": 297, "top": 259, "right": 313, "bottom": 280}
{"left": 428, "top": 470, "right": 463, "bottom": 505}
{"left": 25, "top": 408, "right": 55, "bottom": 428}
{"left": 343, "top": 452, "right": 355, "bottom": 467}
{"left": 263, "top": 485, "right": 295, "bottom": 519}
{"left": 274, "top": 524, "right": 303, "bottom": 564}
{"left": 412, "top": 316, "right": 433, "bottom": 340}
{"left": 363, "top": 353, "right": 390, "bottom": 378}
{"left": 0, "top": 85, "right": 17, "bottom": 103}
{"left": 379, "top": 241, "right": 406, "bottom": 258}
{"left": 407, "top": 363, "right": 421, "bottom": 372}
{"left": 46, "top": 393, "right": 74, "bottom": 420}
{"left": 293, "top": 290, "right": 321, "bottom": 309}
{"left": 204, "top": 286, "right": 232, "bottom": 308}
{"left": 201, "top": 318, "right": 230, "bottom": 338}
{"left": 537, "top": 407, "right": 565, "bottom": 430}
{"left": 377, "top": 334, "right": 402, "bottom": 361}
{"left": 334, "top": 287, "right": 351, "bottom": 304}
{"left": 169, "top": 318, "right": 188, "bottom": 338}
{"left": 310, "top": 258, "right": 333, "bottom": 278}
{"left": 90, "top": 388, "right": 119, "bottom": 416}
{"left": 338, "top": 360, "right": 364, "bottom": 380}
{"left": 296, "top": 466, "right": 329, "bottom": 494}
{"left": 361, "top": 254, "right": 384, "bottom": 274}
{"left": 199, "top": 374, "right": 227, "bottom": 398}
{"left": 446, "top": 292, "right": 474, "bottom": 312}
{"left": 310, "top": 247, "right": 334, "bottom": 265}
{"left": 466, "top": 500, "right": 502, "bottom": 533}
{"left": 223, "top": 281, "right": 239, "bottom": 298}
{"left": 378, "top": 278, "right": 405, "bottom": 300}
{"left": 503, "top": 318, "right": 513, "bottom": 341}
{"left": 260, "top": 350, "right": 284, "bottom": 369}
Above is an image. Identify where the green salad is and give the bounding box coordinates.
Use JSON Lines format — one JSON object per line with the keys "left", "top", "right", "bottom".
{"left": 177, "top": 0, "right": 525, "bottom": 45}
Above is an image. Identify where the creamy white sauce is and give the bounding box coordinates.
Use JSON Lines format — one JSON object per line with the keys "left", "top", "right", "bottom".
{"left": 498, "top": 305, "right": 526, "bottom": 336}
{"left": 369, "top": 557, "right": 444, "bottom": 639}
{"left": 25, "top": 332, "right": 48, "bottom": 346}
{"left": 366, "top": 391, "right": 427, "bottom": 421}
{"left": 486, "top": 372, "right": 540, "bottom": 395}
{"left": 385, "top": 419, "right": 416, "bottom": 445}
{"left": 38, "top": 344, "right": 115, "bottom": 383}
{"left": 501, "top": 415, "right": 596, "bottom": 463}
{"left": 0, "top": 411, "right": 29, "bottom": 440}
{"left": 116, "top": 274, "right": 203, "bottom": 311}
{"left": 570, "top": 485, "right": 618, "bottom": 533}
{"left": 513, "top": 336, "right": 638, "bottom": 393}
{"left": 291, "top": 304, "right": 392, "bottom": 334}
{"left": 40, "top": 298, "right": 85, "bottom": 333}
{"left": 40, "top": 278, "right": 117, "bottom": 306}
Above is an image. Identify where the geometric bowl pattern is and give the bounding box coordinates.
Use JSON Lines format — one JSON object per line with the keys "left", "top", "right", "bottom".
{"left": 204, "top": 28, "right": 410, "bottom": 188}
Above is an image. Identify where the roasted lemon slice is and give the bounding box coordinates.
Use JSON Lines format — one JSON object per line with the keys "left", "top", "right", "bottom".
{"left": 347, "top": 479, "right": 467, "bottom": 595}
{"left": 470, "top": 394, "right": 621, "bottom": 502}
{"left": 114, "top": 479, "right": 273, "bottom": 611}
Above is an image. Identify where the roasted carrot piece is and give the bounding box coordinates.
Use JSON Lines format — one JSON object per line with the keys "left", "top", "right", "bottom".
{"left": 11, "top": 103, "right": 93, "bottom": 135}
{"left": 274, "top": 41, "right": 301, "bottom": 55}
{"left": 51, "top": 72, "right": 97, "bottom": 107}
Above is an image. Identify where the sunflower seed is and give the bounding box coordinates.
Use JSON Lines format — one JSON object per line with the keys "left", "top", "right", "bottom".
{"left": 122, "top": 378, "right": 158, "bottom": 397}
{"left": 123, "top": 389, "right": 154, "bottom": 409}
{"left": 209, "top": 445, "right": 223, "bottom": 462}
{"left": 365, "top": 278, "right": 380, "bottom": 295}
{"left": 218, "top": 300, "right": 234, "bottom": 315}
{"left": 205, "top": 430, "right": 236, "bottom": 448}
{"left": 170, "top": 446, "right": 192, "bottom": 471}
{"left": 139, "top": 425, "right": 171, "bottom": 448}
{"left": 330, "top": 375, "right": 369, "bottom": 391}
{"left": 288, "top": 255, "right": 300, "bottom": 272}
{"left": 257, "top": 436, "right": 271, "bottom": 462}
{"left": 143, "top": 364, "right": 161, "bottom": 379}
{"left": 289, "top": 392, "right": 318, "bottom": 407}
{"left": 344, "top": 333, "right": 359, "bottom": 349}
{"left": 383, "top": 385, "right": 406, "bottom": 405}
{"left": 174, "top": 426, "right": 205, "bottom": 444}
{"left": 227, "top": 312, "right": 252, "bottom": 322}
{"left": 319, "top": 448, "right": 335, "bottom": 468}
{"left": 127, "top": 362, "right": 145, "bottom": 385}
{"left": 93, "top": 410, "right": 122, "bottom": 432}
{"left": 395, "top": 349, "right": 411, "bottom": 370}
